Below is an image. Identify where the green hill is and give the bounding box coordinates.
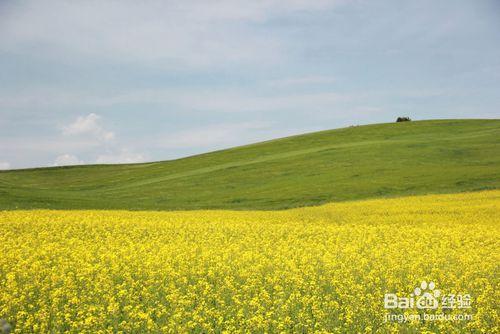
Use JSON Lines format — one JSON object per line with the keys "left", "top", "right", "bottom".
{"left": 1, "top": 119, "right": 499, "bottom": 210}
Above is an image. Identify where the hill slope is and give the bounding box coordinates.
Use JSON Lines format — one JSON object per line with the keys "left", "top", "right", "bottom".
{"left": 1, "top": 119, "right": 499, "bottom": 210}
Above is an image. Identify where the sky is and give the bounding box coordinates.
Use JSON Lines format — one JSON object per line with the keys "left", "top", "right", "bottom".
{"left": 0, "top": 0, "right": 499, "bottom": 169}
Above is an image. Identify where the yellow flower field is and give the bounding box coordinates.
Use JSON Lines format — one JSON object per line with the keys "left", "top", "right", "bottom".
{"left": 0, "top": 191, "right": 499, "bottom": 333}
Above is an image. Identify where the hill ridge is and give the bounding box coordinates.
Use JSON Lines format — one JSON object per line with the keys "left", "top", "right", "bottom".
{"left": 1, "top": 119, "right": 499, "bottom": 210}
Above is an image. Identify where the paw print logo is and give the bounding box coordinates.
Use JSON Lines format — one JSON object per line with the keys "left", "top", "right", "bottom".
{"left": 414, "top": 281, "right": 440, "bottom": 309}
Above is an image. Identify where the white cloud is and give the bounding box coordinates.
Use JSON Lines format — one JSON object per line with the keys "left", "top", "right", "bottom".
{"left": 62, "top": 113, "right": 115, "bottom": 141}
{"left": 96, "top": 149, "right": 146, "bottom": 164}
{"left": 0, "top": 162, "right": 10, "bottom": 170}
{"left": 54, "top": 154, "right": 84, "bottom": 166}
{"left": 0, "top": 0, "right": 342, "bottom": 68}
{"left": 58, "top": 113, "right": 146, "bottom": 165}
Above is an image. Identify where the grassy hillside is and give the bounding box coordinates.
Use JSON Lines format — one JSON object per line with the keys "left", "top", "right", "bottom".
{"left": 0, "top": 119, "right": 499, "bottom": 210}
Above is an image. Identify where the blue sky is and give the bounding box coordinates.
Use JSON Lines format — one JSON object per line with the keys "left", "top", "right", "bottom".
{"left": 0, "top": 0, "right": 499, "bottom": 169}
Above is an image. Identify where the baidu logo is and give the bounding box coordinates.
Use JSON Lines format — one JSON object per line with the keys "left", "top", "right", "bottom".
{"left": 383, "top": 280, "right": 473, "bottom": 323}
{"left": 384, "top": 281, "right": 471, "bottom": 310}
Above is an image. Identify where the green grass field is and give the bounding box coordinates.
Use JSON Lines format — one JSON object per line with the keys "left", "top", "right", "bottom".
{"left": 0, "top": 119, "right": 499, "bottom": 210}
